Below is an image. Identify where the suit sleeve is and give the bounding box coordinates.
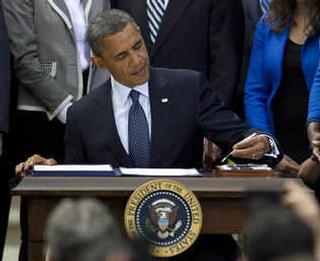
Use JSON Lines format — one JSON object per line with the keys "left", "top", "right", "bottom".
{"left": 196, "top": 74, "right": 252, "bottom": 152}
{"left": 244, "top": 18, "right": 273, "bottom": 134}
{"left": 197, "top": 72, "right": 283, "bottom": 166}
{"left": 64, "top": 107, "right": 87, "bottom": 164}
{"left": 2, "top": 0, "right": 72, "bottom": 119}
{"left": 208, "top": 0, "right": 244, "bottom": 106}
{"left": 0, "top": 0, "right": 10, "bottom": 133}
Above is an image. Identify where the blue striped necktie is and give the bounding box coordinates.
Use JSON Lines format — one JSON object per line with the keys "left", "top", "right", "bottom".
{"left": 260, "top": 0, "right": 270, "bottom": 13}
{"left": 128, "top": 90, "right": 150, "bottom": 168}
{"left": 147, "top": 0, "right": 167, "bottom": 44}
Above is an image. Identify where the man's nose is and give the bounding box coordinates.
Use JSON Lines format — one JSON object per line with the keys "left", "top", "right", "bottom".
{"left": 129, "top": 52, "right": 140, "bottom": 65}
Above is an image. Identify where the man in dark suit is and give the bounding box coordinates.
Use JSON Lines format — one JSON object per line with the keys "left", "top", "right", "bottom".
{"left": 67, "top": 10, "right": 279, "bottom": 261}
{"left": 64, "top": 9, "right": 278, "bottom": 169}
{"left": 17, "top": 9, "right": 281, "bottom": 261}
{"left": 114, "top": 0, "right": 244, "bottom": 107}
{"left": 0, "top": 0, "right": 11, "bottom": 258}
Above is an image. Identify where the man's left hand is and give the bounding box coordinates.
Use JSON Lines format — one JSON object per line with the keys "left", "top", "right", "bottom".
{"left": 231, "top": 134, "right": 271, "bottom": 160}
{"left": 15, "top": 154, "right": 57, "bottom": 178}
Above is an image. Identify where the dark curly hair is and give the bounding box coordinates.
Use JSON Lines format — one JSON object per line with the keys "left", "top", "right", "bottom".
{"left": 266, "top": 0, "right": 320, "bottom": 36}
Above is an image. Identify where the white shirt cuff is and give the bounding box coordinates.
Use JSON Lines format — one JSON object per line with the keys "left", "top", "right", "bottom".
{"left": 263, "top": 135, "right": 280, "bottom": 158}
{"left": 56, "top": 102, "right": 73, "bottom": 124}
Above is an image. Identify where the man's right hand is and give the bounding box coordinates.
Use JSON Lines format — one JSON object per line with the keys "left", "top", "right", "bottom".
{"left": 15, "top": 154, "right": 57, "bottom": 178}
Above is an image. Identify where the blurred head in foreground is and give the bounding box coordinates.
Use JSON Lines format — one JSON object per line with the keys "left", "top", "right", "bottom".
{"left": 44, "top": 198, "right": 134, "bottom": 261}
{"left": 246, "top": 205, "right": 315, "bottom": 261}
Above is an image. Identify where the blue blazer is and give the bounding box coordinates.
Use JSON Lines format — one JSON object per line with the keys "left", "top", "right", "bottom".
{"left": 244, "top": 17, "right": 320, "bottom": 134}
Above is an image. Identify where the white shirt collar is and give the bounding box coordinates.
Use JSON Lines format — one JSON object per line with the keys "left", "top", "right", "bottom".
{"left": 111, "top": 76, "right": 149, "bottom": 106}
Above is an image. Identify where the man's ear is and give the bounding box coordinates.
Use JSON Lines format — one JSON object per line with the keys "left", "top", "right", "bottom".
{"left": 91, "top": 56, "right": 108, "bottom": 70}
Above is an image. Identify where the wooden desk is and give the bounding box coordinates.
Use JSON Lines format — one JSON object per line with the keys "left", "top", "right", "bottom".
{"left": 12, "top": 176, "right": 300, "bottom": 261}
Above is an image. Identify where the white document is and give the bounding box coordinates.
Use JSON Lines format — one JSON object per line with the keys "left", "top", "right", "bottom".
{"left": 119, "top": 167, "right": 202, "bottom": 177}
{"left": 33, "top": 164, "right": 113, "bottom": 171}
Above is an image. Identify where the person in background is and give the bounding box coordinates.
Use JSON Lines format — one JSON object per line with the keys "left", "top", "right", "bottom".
{"left": 246, "top": 180, "right": 320, "bottom": 261}
{"left": 0, "top": 0, "right": 11, "bottom": 259}
{"left": 3, "top": 0, "right": 110, "bottom": 164}
{"left": 242, "top": 0, "right": 271, "bottom": 56}
{"left": 2, "top": 0, "right": 110, "bottom": 259}
{"left": 235, "top": 0, "right": 271, "bottom": 119}
{"left": 244, "top": 0, "right": 320, "bottom": 174}
{"left": 114, "top": 0, "right": 244, "bottom": 107}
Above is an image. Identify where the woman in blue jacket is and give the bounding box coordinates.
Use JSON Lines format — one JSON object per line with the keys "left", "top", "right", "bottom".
{"left": 244, "top": 0, "right": 320, "bottom": 168}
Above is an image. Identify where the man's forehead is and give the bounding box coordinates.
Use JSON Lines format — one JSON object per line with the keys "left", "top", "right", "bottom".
{"left": 100, "top": 24, "right": 142, "bottom": 52}
{"left": 103, "top": 23, "right": 141, "bottom": 43}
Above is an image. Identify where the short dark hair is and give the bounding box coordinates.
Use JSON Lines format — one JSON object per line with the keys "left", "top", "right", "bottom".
{"left": 87, "top": 9, "right": 138, "bottom": 56}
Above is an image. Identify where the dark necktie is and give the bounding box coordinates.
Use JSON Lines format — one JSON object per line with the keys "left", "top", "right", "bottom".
{"left": 128, "top": 90, "right": 150, "bottom": 167}
{"left": 147, "top": 0, "right": 166, "bottom": 44}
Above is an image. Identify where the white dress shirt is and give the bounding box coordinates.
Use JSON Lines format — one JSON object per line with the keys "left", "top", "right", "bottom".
{"left": 57, "top": 0, "right": 89, "bottom": 124}
{"left": 111, "top": 76, "right": 152, "bottom": 153}
{"left": 64, "top": 0, "right": 89, "bottom": 71}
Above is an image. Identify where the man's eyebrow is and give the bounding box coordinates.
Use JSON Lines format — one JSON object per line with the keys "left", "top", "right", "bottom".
{"left": 133, "top": 39, "right": 142, "bottom": 47}
{"left": 114, "top": 50, "right": 127, "bottom": 58}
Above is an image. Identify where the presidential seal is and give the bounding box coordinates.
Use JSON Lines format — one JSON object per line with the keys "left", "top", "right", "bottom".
{"left": 124, "top": 179, "right": 202, "bottom": 257}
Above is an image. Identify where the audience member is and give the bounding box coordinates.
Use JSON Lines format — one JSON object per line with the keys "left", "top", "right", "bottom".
{"left": 0, "top": 0, "right": 11, "bottom": 259}
{"left": 44, "top": 198, "right": 134, "bottom": 261}
{"left": 2, "top": 1, "right": 110, "bottom": 259}
{"left": 246, "top": 180, "right": 320, "bottom": 261}
{"left": 246, "top": 206, "right": 315, "bottom": 261}
{"left": 244, "top": 0, "right": 320, "bottom": 174}
{"left": 283, "top": 180, "right": 320, "bottom": 256}
{"left": 17, "top": 9, "right": 282, "bottom": 261}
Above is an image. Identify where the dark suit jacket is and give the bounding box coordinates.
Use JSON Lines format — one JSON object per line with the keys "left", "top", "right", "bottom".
{"left": 65, "top": 68, "right": 252, "bottom": 168}
{"left": 0, "top": 0, "right": 10, "bottom": 133}
{"left": 114, "top": 0, "right": 244, "bottom": 106}
{"left": 235, "top": 0, "right": 262, "bottom": 116}
{"left": 242, "top": 0, "right": 262, "bottom": 60}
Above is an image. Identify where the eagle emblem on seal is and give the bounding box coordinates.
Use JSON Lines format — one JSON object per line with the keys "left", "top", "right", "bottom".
{"left": 148, "top": 199, "right": 182, "bottom": 239}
